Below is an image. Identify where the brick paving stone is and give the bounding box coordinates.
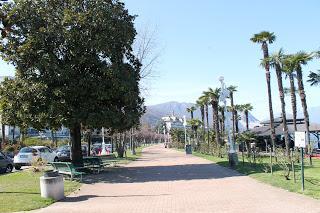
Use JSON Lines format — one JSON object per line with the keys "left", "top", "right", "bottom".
{"left": 31, "top": 145, "right": 320, "bottom": 213}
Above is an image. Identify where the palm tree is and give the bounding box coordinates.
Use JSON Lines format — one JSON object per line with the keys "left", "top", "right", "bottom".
{"left": 308, "top": 70, "right": 320, "bottom": 86}
{"left": 196, "top": 98, "right": 206, "bottom": 145}
{"left": 205, "top": 88, "right": 221, "bottom": 151}
{"left": 227, "top": 85, "right": 237, "bottom": 143}
{"left": 187, "top": 119, "right": 202, "bottom": 148}
{"left": 200, "top": 94, "right": 210, "bottom": 151}
{"left": 250, "top": 31, "right": 276, "bottom": 153}
{"left": 234, "top": 104, "right": 242, "bottom": 134}
{"left": 218, "top": 105, "right": 225, "bottom": 134}
{"left": 283, "top": 55, "right": 298, "bottom": 131}
{"left": 186, "top": 106, "right": 196, "bottom": 119}
{"left": 290, "top": 51, "right": 314, "bottom": 164}
{"left": 265, "top": 49, "right": 290, "bottom": 156}
{"left": 242, "top": 103, "right": 253, "bottom": 131}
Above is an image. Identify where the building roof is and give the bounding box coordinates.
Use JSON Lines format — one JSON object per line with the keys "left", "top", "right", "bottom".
{"left": 250, "top": 122, "right": 320, "bottom": 137}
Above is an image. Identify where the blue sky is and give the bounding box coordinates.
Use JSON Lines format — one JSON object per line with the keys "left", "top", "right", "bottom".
{"left": 124, "top": 0, "right": 320, "bottom": 120}
{"left": 1, "top": 0, "right": 320, "bottom": 120}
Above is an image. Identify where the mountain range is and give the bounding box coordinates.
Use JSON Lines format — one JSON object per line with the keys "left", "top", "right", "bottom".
{"left": 141, "top": 101, "right": 261, "bottom": 130}
{"left": 141, "top": 101, "right": 320, "bottom": 129}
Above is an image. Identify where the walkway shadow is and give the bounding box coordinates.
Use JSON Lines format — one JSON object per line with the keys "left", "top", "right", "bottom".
{"left": 61, "top": 194, "right": 171, "bottom": 202}
{"left": 82, "top": 163, "right": 243, "bottom": 184}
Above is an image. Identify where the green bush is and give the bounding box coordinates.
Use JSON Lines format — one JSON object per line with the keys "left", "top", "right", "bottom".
{"left": 3, "top": 144, "right": 21, "bottom": 154}
{"left": 23, "top": 137, "right": 52, "bottom": 147}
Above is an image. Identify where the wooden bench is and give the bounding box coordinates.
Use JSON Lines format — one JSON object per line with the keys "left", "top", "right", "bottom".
{"left": 50, "top": 162, "right": 85, "bottom": 181}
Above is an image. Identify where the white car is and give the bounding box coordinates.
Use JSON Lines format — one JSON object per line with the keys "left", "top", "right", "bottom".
{"left": 14, "top": 146, "right": 59, "bottom": 170}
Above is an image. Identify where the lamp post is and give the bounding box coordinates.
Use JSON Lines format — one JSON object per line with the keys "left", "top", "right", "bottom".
{"left": 101, "top": 127, "right": 107, "bottom": 155}
{"left": 219, "top": 76, "right": 238, "bottom": 167}
{"left": 183, "top": 115, "right": 187, "bottom": 145}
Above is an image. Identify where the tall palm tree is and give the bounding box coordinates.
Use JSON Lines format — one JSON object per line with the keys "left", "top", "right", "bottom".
{"left": 196, "top": 98, "right": 206, "bottom": 145}
{"left": 290, "top": 51, "right": 314, "bottom": 164}
{"left": 250, "top": 31, "right": 276, "bottom": 153}
{"left": 205, "top": 88, "right": 221, "bottom": 150}
{"left": 186, "top": 106, "right": 196, "bottom": 119}
{"left": 187, "top": 119, "right": 202, "bottom": 148}
{"left": 265, "top": 49, "right": 290, "bottom": 156}
{"left": 308, "top": 70, "right": 320, "bottom": 86}
{"left": 234, "top": 104, "right": 242, "bottom": 134}
{"left": 242, "top": 103, "right": 253, "bottom": 131}
{"left": 200, "top": 94, "right": 210, "bottom": 151}
{"left": 218, "top": 105, "right": 225, "bottom": 134}
{"left": 283, "top": 56, "right": 298, "bottom": 131}
{"left": 227, "top": 85, "right": 237, "bottom": 142}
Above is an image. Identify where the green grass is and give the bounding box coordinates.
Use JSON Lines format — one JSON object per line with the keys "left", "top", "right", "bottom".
{"left": 178, "top": 149, "right": 320, "bottom": 199}
{"left": 0, "top": 171, "right": 81, "bottom": 213}
{"left": 115, "top": 145, "right": 145, "bottom": 164}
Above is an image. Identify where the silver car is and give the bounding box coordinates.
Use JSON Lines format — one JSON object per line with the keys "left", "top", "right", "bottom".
{"left": 0, "top": 151, "right": 14, "bottom": 173}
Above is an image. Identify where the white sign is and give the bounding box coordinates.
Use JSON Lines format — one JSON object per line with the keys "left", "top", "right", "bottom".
{"left": 295, "top": 131, "right": 306, "bottom": 148}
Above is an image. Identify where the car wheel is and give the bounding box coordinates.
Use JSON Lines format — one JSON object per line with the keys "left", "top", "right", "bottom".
{"left": 6, "top": 164, "right": 13, "bottom": 173}
{"left": 14, "top": 165, "right": 21, "bottom": 170}
{"left": 54, "top": 157, "right": 59, "bottom": 162}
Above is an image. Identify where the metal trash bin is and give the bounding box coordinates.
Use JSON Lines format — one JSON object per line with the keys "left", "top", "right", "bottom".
{"left": 185, "top": 145, "right": 192, "bottom": 154}
{"left": 40, "top": 171, "right": 64, "bottom": 200}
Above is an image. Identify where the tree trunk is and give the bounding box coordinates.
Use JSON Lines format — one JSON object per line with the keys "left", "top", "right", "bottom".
{"left": 275, "top": 65, "right": 290, "bottom": 157}
{"left": 131, "top": 128, "right": 136, "bottom": 155}
{"left": 245, "top": 111, "right": 249, "bottom": 131}
{"left": 235, "top": 110, "right": 239, "bottom": 133}
{"left": 296, "top": 68, "right": 312, "bottom": 165}
{"left": 230, "top": 92, "right": 236, "bottom": 143}
{"left": 116, "top": 133, "right": 125, "bottom": 158}
{"left": 289, "top": 74, "right": 297, "bottom": 131}
{"left": 1, "top": 124, "right": 5, "bottom": 149}
{"left": 70, "top": 122, "right": 83, "bottom": 167}
{"left": 205, "top": 104, "right": 210, "bottom": 152}
{"left": 262, "top": 42, "right": 276, "bottom": 153}
{"left": 12, "top": 126, "right": 15, "bottom": 142}
{"left": 213, "top": 100, "right": 220, "bottom": 155}
{"left": 88, "top": 131, "right": 91, "bottom": 156}
{"left": 51, "top": 130, "right": 56, "bottom": 148}
{"left": 200, "top": 106, "right": 205, "bottom": 144}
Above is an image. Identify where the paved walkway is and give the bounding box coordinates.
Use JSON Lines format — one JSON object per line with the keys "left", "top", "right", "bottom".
{"left": 34, "top": 145, "right": 320, "bottom": 213}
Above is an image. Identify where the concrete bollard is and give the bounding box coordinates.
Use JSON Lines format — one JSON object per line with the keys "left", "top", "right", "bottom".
{"left": 40, "top": 175, "right": 64, "bottom": 200}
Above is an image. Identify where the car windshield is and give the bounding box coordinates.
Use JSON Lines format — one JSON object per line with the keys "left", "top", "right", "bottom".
{"left": 57, "top": 146, "right": 70, "bottom": 151}
{"left": 20, "top": 147, "right": 37, "bottom": 153}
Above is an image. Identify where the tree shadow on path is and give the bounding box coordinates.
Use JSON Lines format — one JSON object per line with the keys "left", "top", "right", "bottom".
{"left": 82, "top": 163, "right": 243, "bottom": 184}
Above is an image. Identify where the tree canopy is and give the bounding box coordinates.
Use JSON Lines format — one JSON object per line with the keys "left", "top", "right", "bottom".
{"left": 0, "top": 0, "right": 145, "bottom": 164}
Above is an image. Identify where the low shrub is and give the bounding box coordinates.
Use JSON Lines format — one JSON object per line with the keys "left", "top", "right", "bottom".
{"left": 31, "top": 157, "right": 47, "bottom": 173}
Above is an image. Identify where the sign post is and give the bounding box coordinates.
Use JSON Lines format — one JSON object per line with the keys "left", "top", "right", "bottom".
{"left": 295, "top": 131, "right": 306, "bottom": 191}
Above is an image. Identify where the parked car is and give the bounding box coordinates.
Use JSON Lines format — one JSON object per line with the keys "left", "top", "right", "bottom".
{"left": 0, "top": 151, "right": 13, "bottom": 173}
{"left": 13, "top": 146, "right": 58, "bottom": 170}
{"left": 56, "top": 145, "right": 89, "bottom": 161}
{"left": 91, "top": 143, "right": 112, "bottom": 155}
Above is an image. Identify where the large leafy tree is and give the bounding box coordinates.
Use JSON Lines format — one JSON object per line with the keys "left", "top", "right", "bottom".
{"left": 0, "top": 0, "right": 144, "bottom": 166}
{"left": 250, "top": 31, "right": 276, "bottom": 153}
